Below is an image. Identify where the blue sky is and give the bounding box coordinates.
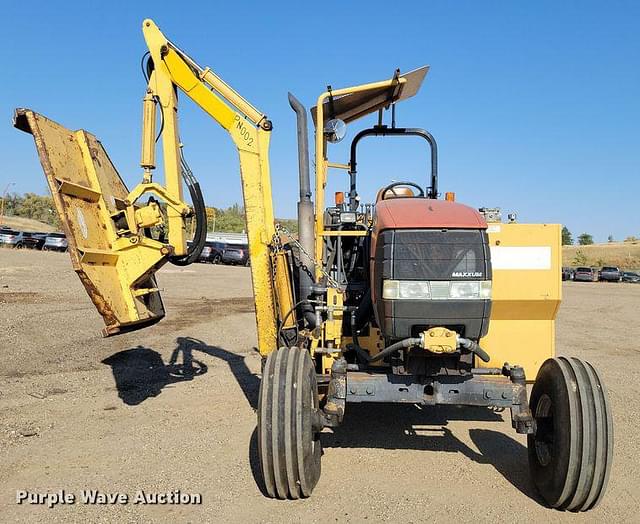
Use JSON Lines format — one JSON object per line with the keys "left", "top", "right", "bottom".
{"left": 1, "top": 1, "right": 638, "bottom": 241}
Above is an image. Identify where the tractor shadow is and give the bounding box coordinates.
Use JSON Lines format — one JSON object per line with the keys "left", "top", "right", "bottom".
{"left": 102, "top": 337, "right": 259, "bottom": 408}
{"left": 104, "top": 344, "right": 537, "bottom": 503}
{"left": 321, "top": 403, "right": 542, "bottom": 503}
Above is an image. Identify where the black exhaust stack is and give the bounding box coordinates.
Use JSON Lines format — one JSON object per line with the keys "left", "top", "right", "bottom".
{"left": 288, "top": 93, "right": 316, "bottom": 325}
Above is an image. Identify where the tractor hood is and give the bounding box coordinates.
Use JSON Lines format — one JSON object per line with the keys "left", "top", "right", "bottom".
{"left": 374, "top": 198, "right": 488, "bottom": 231}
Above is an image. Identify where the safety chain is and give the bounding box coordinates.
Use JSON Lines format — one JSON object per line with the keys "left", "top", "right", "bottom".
{"left": 274, "top": 223, "right": 341, "bottom": 288}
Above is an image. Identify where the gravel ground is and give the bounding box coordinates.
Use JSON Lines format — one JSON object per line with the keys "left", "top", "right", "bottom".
{"left": 0, "top": 247, "right": 638, "bottom": 523}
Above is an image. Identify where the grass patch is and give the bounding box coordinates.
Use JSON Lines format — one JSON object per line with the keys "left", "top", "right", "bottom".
{"left": 0, "top": 216, "right": 57, "bottom": 233}
{"left": 563, "top": 242, "right": 640, "bottom": 270}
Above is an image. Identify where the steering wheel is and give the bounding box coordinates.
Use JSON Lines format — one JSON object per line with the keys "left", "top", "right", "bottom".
{"left": 380, "top": 181, "right": 425, "bottom": 200}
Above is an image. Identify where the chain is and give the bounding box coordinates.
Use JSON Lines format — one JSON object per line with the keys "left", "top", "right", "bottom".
{"left": 268, "top": 228, "right": 285, "bottom": 301}
{"left": 274, "top": 223, "right": 341, "bottom": 288}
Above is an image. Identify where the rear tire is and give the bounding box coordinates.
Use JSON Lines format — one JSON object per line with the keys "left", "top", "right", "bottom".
{"left": 258, "top": 346, "right": 322, "bottom": 499}
{"left": 212, "top": 254, "right": 221, "bottom": 265}
{"left": 528, "top": 357, "right": 613, "bottom": 511}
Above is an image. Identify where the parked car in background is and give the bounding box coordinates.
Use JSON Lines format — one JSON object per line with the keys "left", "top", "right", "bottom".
{"left": 598, "top": 266, "right": 622, "bottom": 282}
{"left": 0, "top": 228, "right": 20, "bottom": 247}
{"left": 621, "top": 271, "right": 640, "bottom": 283}
{"left": 222, "top": 244, "right": 250, "bottom": 266}
{"left": 573, "top": 267, "right": 598, "bottom": 282}
{"left": 14, "top": 231, "right": 44, "bottom": 249}
{"left": 562, "top": 267, "right": 574, "bottom": 281}
{"left": 199, "top": 241, "right": 226, "bottom": 263}
{"left": 43, "top": 232, "right": 68, "bottom": 252}
{"left": 32, "top": 232, "right": 49, "bottom": 249}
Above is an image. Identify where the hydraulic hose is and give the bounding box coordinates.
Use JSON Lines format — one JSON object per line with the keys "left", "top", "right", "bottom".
{"left": 348, "top": 310, "right": 420, "bottom": 365}
{"left": 349, "top": 330, "right": 491, "bottom": 364}
{"left": 353, "top": 289, "right": 372, "bottom": 330}
{"left": 368, "top": 337, "right": 422, "bottom": 363}
{"left": 277, "top": 299, "right": 321, "bottom": 347}
{"left": 169, "top": 153, "right": 207, "bottom": 266}
{"left": 142, "top": 55, "right": 206, "bottom": 267}
{"left": 457, "top": 337, "right": 491, "bottom": 363}
{"left": 349, "top": 311, "right": 372, "bottom": 365}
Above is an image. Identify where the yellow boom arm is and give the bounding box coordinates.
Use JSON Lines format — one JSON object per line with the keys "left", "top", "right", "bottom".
{"left": 15, "top": 19, "right": 293, "bottom": 354}
{"left": 140, "top": 19, "right": 293, "bottom": 355}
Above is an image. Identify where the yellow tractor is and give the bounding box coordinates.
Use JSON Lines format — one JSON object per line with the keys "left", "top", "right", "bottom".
{"left": 15, "top": 19, "right": 612, "bottom": 510}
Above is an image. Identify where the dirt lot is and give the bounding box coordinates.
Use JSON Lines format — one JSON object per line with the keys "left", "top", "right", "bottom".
{"left": 1, "top": 248, "right": 639, "bottom": 523}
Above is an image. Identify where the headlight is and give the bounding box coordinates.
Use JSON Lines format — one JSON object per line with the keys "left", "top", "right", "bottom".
{"left": 382, "top": 280, "right": 491, "bottom": 300}
{"left": 382, "top": 280, "right": 431, "bottom": 299}
{"left": 450, "top": 281, "right": 480, "bottom": 299}
{"left": 382, "top": 280, "right": 399, "bottom": 299}
{"left": 399, "top": 281, "right": 430, "bottom": 299}
{"left": 339, "top": 212, "right": 357, "bottom": 224}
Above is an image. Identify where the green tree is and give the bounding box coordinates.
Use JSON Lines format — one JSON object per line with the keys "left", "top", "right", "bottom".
{"left": 214, "top": 204, "right": 246, "bottom": 232}
{"left": 277, "top": 218, "right": 298, "bottom": 234}
{"left": 573, "top": 249, "right": 588, "bottom": 266}
{"left": 3, "top": 192, "right": 22, "bottom": 215}
{"left": 3, "top": 192, "right": 61, "bottom": 228}
{"left": 205, "top": 203, "right": 298, "bottom": 234}
{"left": 578, "top": 233, "right": 594, "bottom": 246}
{"left": 561, "top": 226, "right": 573, "bottom": 245}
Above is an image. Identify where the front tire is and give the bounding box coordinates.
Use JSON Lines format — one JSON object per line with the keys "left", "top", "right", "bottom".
{"left": 258, "top": 346, "right": 322, "bottom": 499}
{"left": 528, "top": 357, "right": 613, "bottom": 511}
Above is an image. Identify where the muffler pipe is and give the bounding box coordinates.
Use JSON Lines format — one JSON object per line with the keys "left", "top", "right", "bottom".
{"left": 288, "top": 92, "right": 316, "bottom": 327}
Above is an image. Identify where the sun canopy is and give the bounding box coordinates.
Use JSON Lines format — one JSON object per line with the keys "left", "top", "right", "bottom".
{"left": 311, "top": 66, "right": 429, "bottom": 126}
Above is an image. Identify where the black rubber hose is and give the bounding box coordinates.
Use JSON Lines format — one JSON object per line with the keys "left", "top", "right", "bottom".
{"left": 141, "top": 52, "right": 151, "bottom": 82}
{"left": 349, "top": 312, "right": 372, "bottom": 366}
{"left": 353, "top": 289, "right": 372, "bottom": 330}
{"left": 467, "top": 341, "right": 491, "bottom": 363}
{"left": 169, "top": 170, "right": 207, "bottom": 266}
{"left": 368, "top": 337, "right": 422, "bottom": 363}
{"left": 458, "top": 337, "right": 491, "bottom": 363}
{"left": 277, "top": 299, "right": 321, "bottom": 347}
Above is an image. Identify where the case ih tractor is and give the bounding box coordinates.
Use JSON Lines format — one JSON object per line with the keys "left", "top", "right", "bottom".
{"left": 15, "top": 19, "right": 612, "bottom": 511}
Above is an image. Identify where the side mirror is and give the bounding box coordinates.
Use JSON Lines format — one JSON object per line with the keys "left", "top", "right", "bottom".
{"left": 324, "top": 118, "right": 347, "bottom": 143}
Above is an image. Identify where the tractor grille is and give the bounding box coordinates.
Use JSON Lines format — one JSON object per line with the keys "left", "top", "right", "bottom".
{"left": 381, "top": 229, "right": 491, "bottom": 281}
{"left": 373, "top": 228, "right": 492, "bottom": 340}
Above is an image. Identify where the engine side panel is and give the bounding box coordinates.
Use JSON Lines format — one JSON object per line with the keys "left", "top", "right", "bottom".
{"left": 478, "top": 223, "right": 562, "bottom": 379}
